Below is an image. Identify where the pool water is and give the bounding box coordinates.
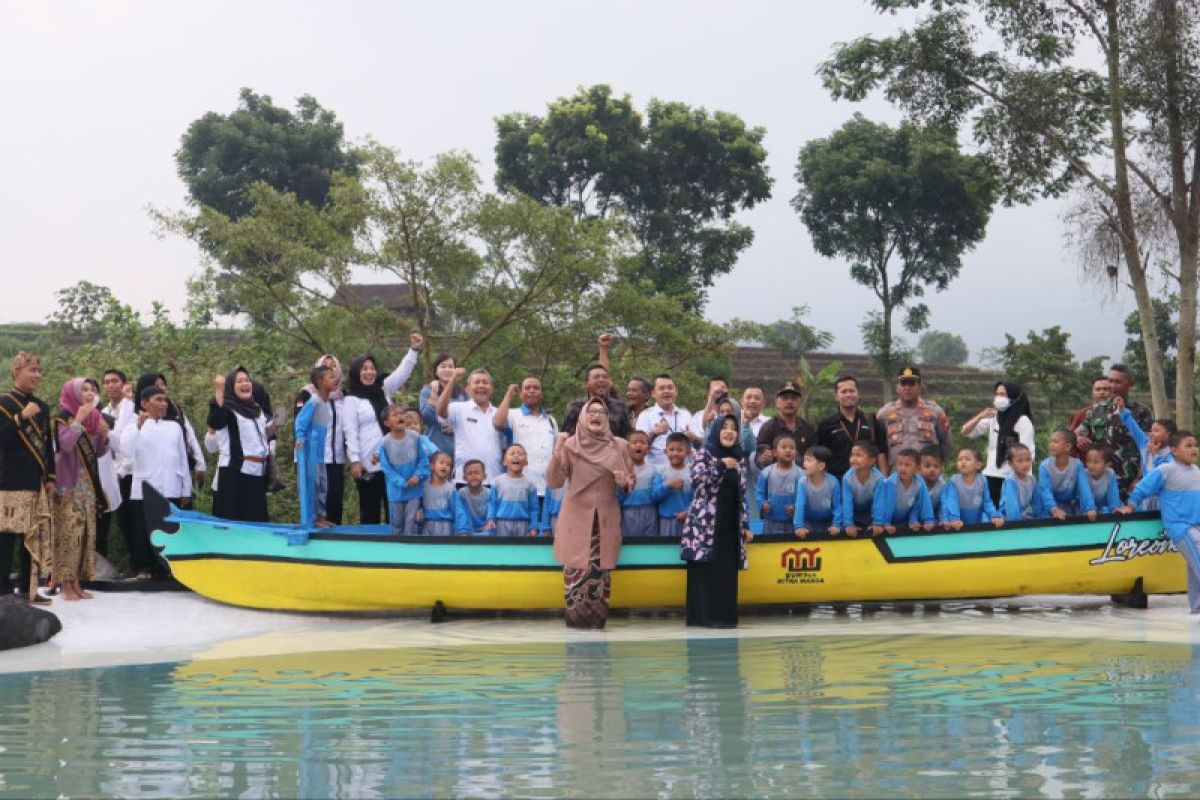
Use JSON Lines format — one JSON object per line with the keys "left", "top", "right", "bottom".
{"left": 2, "top": 634, "right": 1199, "bottom": 798}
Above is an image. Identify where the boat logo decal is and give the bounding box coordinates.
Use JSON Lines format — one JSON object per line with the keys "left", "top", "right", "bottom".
{"left": 779, "top": 547, "right": 824, "bottom": 585}
{"left": 1089, "top": 523, "right": 1177, "bottom": 566}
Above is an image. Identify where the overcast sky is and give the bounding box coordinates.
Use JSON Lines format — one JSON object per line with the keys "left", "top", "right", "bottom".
{"left": 1, "top": 1, "right": 1141, "bottom": 362}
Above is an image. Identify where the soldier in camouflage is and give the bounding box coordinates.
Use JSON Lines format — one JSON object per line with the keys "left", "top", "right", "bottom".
{"left": 1075, "top": 364, "right": 1153, "bottom": 498}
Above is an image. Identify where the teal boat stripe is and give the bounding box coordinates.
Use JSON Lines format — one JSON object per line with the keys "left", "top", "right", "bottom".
{"left": 156, "top": 522, "right": 683, "bottom": 568}
{"left": 884, "top": 519, "right": 1165, "bottom": 560}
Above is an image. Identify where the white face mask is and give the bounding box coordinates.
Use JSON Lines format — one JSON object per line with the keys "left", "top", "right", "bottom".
{"left": 993, "top": 396, "right": 1011, "bottom": 412}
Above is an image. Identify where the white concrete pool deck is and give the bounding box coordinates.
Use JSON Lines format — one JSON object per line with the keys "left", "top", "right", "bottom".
{"left": 3, "top": 591, "right": 1197, "bottom": 674}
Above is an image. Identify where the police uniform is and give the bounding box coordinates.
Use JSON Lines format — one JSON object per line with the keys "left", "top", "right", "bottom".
{"left": 876, "top": 366, "right": 950, "bottom": 468}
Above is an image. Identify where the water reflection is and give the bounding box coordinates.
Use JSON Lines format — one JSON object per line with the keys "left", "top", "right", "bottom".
{"left": 1, "top": 634, "right": 1198, "bottom": 798}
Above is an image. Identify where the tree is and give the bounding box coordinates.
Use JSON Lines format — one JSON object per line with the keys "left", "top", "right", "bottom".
{"left": 918, "top": 330, "right": 969, "bottom": 366}
{"left": 820, "top": 0, "right": 1200, "bottom": 422}
{"left": 983, "top": 326, "right": 1106, "bottom": 422}
{"left": 355, "top": 142, "right": 483, "bottom": 332}
{"left": 155, "top": 178, "right": 366, "bottom": 353}
{"left": 793, "top": 114, "right": 997, "bottom": 376}
{"left": 731, "top": 305, "right": 833, "bottom": 359}
{"left": 1124, "top": 297, "right": 1181, "bottom": 400}
{"left": 495, "top": 84, "right": 773, "bottom": 308}
{"left": 175, "top": 88, "right": 359, "bottom": 221}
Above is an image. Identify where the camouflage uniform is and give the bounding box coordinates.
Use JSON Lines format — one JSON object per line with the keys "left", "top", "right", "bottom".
{"left": 1075, "top": 399, "right": 1153, "bottom": 497}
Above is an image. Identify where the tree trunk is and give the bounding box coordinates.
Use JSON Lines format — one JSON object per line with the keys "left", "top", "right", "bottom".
{"left": 1158, "top": 0, "right": 1197, "bottom": 427}
{"left": 881, "top": 300, "right": 895, "bottom": 381}
{"left": 1105, "top": 1, "right": 1171, "bottom": 416}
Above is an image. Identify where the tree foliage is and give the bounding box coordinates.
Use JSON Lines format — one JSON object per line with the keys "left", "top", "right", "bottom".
{"left": 984, "top": 326, "right": 1106, "bottom": 422}
{"left": 918, "top": 330, "right": 970, "bottom": 366}
{"left": 495, "top": 84, "right": 773, "bottom": 308}
{"left": 175, "top": 88, "right": 359, "bottom": 220}
{"left": 793, "top": 114, "right": 997, "bottom": 376}
{"left": 731, "top": 305, "right": 833, "bottom": 360}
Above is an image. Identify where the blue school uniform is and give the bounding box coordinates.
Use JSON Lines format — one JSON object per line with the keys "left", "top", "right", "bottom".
{"left": 619, "top": 462, "right": 658, "bottom": 536}
{"left": 487, "top": 473, "right": 540, "bottom": 536}
{"left": 1120, "top": 407, "right": 1174, "bottom": 473}
{"left": 1085, "top": 467, "right": 1121, "bottom": 515}
{"left": 1127, "top": 461, "right": 1200, "bottom": 613}
{"left": 757, "top": 463, "right": 801, "bottom": 535}
{"left": 941, "top": 474, "right": 1000, "bottom": 526}
{"left": 874, "top": 473, "right": 935, "bottom": 528}
{"left": 293, "top": 394, "right": 331, "bottom": 528}
{"left": 420, "top": 481, "right": 455, "bottom": 535}
{"left": 925, "top": 476, "right": 946, "bottom": 521}
{"left": 378, "top": 432, "right": 430, "bottom": 536}
{"left": 841, "top": 467, "right": 886, "bottom": 529}
{"left": 453, "top": 486, "right": 489, "bottom": 534}
{"left": 540, "top": 483, "right": 566, "bottom": 535}
{"left": 1037, "top": 457, "right": 1096, "bottom": 516}
{"left": 792, "top": 473, "right": 842, "bottom": 533}
{"left": 651, "top": 464, "right": 693, "bottom": 537}
{"left": 1000, "top": 473, "right": 1046, "bottom": 521}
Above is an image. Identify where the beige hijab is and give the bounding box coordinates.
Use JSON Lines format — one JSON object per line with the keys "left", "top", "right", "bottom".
{"left": 563, "top": 397, "right": 630, "bottom": 490}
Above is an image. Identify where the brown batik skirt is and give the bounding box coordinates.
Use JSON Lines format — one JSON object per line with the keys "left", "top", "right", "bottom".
{"left": 0, "top": 489, "right": 52, "bottom": 596}
{"left": 563, "top": 518, "right": 611, "bottom": 629}
{"left": 51, "top": 482, "right": 96, "bottom": 583}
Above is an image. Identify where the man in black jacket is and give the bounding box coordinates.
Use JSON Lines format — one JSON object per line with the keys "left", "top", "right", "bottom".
{"left": 0, "top": 352, "right": 55, "bottom": 603}
{"left": 816, "top": 375, "right": 890, "bottom": 478}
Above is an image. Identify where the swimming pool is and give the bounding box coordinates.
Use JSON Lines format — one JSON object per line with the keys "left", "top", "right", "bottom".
{"left": 2, "top": 630, "right": 1198, "bottom": 797}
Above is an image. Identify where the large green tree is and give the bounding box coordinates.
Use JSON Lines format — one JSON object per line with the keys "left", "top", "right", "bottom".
{"left": 918, "top": 330, "right": 970, "bottom": 366}
{"left": 494, "top": 84, "right": 772, "bottom": 308}
{"left": 793, "top": 114, "right": 997, "bottom": 375}
{"left": 820, "top": 0, "right": 1200, "bottom": 424}
{"left": 176, "top": 88, "right": 359, "bottom": 220}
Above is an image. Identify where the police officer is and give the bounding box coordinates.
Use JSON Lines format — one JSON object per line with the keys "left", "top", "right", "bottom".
{"left": 876, "top": 366, "right": 951, "bottom": 469}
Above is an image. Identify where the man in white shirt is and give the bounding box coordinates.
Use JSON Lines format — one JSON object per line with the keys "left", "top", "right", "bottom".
{"left": 121, "top": 385, "right": 191, "bottom": 580}
{"left": 494, "top": 377, "right": 557, "bottom": 498}
{"left": 101, "top": 369, "right": 135, "bottom": 560}
{"left": 686, "top": 376, "right": 731, "bottom": 440}
{"left": 636, "top": 374, "right": 697, "bottom": 467}
{"left": 741, "top": 384, "right": 767, "bottom": 438}
{"left": 435, "top": 368, "right": 503, "bottom": 483}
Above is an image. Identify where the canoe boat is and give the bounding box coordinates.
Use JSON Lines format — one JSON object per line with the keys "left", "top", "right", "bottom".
{"left": 146, "top": 487, "right": 1187, "bottom": 613}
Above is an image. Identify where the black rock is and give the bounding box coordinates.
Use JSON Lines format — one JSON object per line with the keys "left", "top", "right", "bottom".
{"left": 0, "top": 594, "right": 62, "bottom": 650}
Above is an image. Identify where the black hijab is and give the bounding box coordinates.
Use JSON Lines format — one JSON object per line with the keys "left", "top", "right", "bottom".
{"left": 223, "top": 367, "right": 262, "bottom": 420}
{"left": 994, "top": 381, "right": 1034, "bottom": 470}
{"left": 705, "top": 412, "right": 745, "bottom": 462}
{"left": 348, "top": 355, "right": 388, "bottom": 433}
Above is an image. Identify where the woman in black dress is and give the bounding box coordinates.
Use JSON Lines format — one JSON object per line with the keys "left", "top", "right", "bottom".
{"left": 680, "top": 414, "right": 753, "bottom": 628}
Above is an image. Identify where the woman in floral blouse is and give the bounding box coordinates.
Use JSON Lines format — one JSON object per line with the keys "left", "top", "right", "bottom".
{"left": 680, "top": 413, "right": 753, "bottom": 628}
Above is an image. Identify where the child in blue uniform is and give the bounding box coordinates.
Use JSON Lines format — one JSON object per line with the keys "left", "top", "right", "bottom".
{"left": 485, "top": 444, "right": 540, "bottom": 537}
{"left": 377, "top": 405, "right": 430, "bottom": 535}
{"left": 758, "top": 433, "right": 801, "bottom": 535}
{"left": 403, "top": 409, "right": 442, "bottom": 459}
{"left": 1118, "top": 430, "right": 1200, "bottom": 614}
{"left": 417, "top": 451, "right": 456, "bottom": 535}
{"left": 1038, "top": 430, "right": 1097, "bottom": 520}
{"left": 540, "top": 482, "right": 566, "bottom": 536}
{"left": 1000, "top": 443, "right": 1047, "bottom": 522}
{"left": 875, "top": 448, "right": 935, "bottom": 533}
{"left": 1119, "top": 405, "right": 1176, "bottom": 475}
{"left": 793, "top": 445, "right": 842, "bottom": 537}
{"left": 294, "top": 365, "right": 337, "bottom": 528}
{"left": 941, "top": 448, "right": 1003, "bottom": 529}
{"left": 919, "top": 445, "right": 947, "bottom": 524}
{"left": 651, "top": 433, "right": 693, "bottom": 537}
{"left": 1083, "top": 447, "right": 1121, "bottom": 515}
{"left": 453, "top": 459, "right": 489, "bottom": 534}
{"left": 841, "top": 442, "right": 886, "bottom": 537}
{"left": 619, "top": 430, "right": 658, "bottom": 536}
